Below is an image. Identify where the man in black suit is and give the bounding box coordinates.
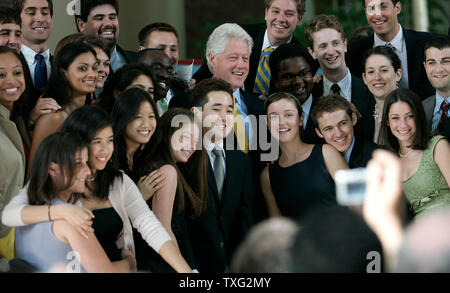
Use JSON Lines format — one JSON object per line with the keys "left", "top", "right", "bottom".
{"left": 422, "top": 36, "right": 450, "bottom": 138}
{"left": 347, "top": 0, "right": 437, "bottom": 99}
{"left": 311, "top": 94, "right": 378, "bottom": 168}
{"left": 75, "top": 0, "right": 135, "bottom": 72}
{"left": 194, "top": 23, "right": 266, "bottom": 224}
{"left": 192, "top": 0, "right": 313, "bottom": 94}
{"left": 187, "top": 78, "right": 254, "bottom": 273}
{"left": 133, "top": 49, "right": 188, "bottom": 116}
{"left": 269, "top": 42, "right": 324, "bottom": 144}
{"left": 305, "top": 14, "right": 376, "bottom": 141}
{"left": 10, "top": 1, "right": 60, "bottom": 137}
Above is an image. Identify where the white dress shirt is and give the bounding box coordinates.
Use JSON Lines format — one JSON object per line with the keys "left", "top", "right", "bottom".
{"left": 21, "top": 44, "right": 51, "bottom": 86}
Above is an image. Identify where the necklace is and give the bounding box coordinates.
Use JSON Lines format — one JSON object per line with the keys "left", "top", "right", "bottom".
{"left": 398, "top": 148, "right": 413, "bottom": 158}
{"left": 373, "top": 103, "right": 382, "bottom": 122}
{"left": 86, "top": 172, "right": 97, "bottom": 182}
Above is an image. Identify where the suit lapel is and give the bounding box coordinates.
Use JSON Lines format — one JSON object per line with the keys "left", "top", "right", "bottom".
{"left": 423, "top": 95, "right": 436, "bottom": 131}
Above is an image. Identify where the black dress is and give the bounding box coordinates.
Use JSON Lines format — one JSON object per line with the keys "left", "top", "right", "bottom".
{"left": 92, "top": 207, "right": 123, "bottom": 261}
{"left": 269, "top": 144, "right": 337, "bottom": 220}
{"left": 133, "top": 162, "right": 197, "bottom": 273}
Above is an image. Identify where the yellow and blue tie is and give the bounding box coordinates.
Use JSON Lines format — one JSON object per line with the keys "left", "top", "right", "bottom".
{"left": 253, "top": 47, "right": 274, "bottom": 94}
{"left": 233, "top": 96, "right": 249, "bottom": 154}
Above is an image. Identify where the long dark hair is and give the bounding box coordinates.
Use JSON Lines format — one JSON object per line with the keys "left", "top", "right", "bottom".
{"left": 61, "top": 105, "right": 122, "bottom": 200}
{"left": 378, "top": 88, "right": 430, "bottom": 152}
{"left": 0, "top": 47, "right": 29, "bottom": 121}
{"left": 28, "top": 132, "right": 88, "bottom": 205}
{"left": 43, "top": 42, "right": 97, "bottom": 109}
{"left": 98, "top": 64, "right": 153, "bottom": 113}
{"left": 111, "top": 88, "right": 159, "bottom": 177}
{"left": 136, "top": 108, "right": 207, "bottom": 218}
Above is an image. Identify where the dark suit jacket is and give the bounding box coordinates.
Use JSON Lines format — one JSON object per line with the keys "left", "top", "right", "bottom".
{"left": 113, "top": 45, "right": 136, "bottom": 70}
{"left": 423, "top": 94, "right": 450, "bottom": 139}
{"left": 349, "top": 136, "right": 378, "bottom": 168}
{"left": 423, "top": 94, "right": 436, "bottom": 131}
{"left": 187, "top": 148, "right": 254, "bottom": 273}
{"left": 346, "top": 28, "right": 438, "bottom": 99}
{"left": 192, "top": 23, "right": 315, "bottom": 92}
{"left": 310, "top": 74, "right": 376, "bottom": 142}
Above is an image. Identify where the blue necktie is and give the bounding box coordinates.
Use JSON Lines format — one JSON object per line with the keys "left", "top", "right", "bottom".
{"left": 34, "top": 54, "right": 47, "bottom": 90}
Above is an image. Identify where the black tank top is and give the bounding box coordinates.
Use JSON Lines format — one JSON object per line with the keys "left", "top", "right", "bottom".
{"left": 269, "top": 144, "right": 337, "bottom": 220}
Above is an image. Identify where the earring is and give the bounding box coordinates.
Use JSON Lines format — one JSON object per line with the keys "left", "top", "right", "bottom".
{"left": 53, "top": 174, "right": 57, "bottom": 177}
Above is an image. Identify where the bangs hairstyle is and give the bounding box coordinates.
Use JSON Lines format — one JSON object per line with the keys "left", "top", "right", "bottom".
{"left": 98, "top": 63, "right": 153, "bottom": 113}
{"left": 269, "top": 43, "right": 312, "bottom": 94}
{"left": 304, "top": 14, "right": 345, "bottom": 49}
{"left": 111, "top": 87, "right": 159, "bottom": 176}
{"left": 265, "top": 0, "right": 306, "bottom": 16}
{"left": 378, "top": 88, "right": 430, "bottom": 151}
{"left": 136, "top": 108, "right": 207, "bottom": 218}
{"left": 44, "top": 42, "right": 97, "bottom": 109}
{"left": 188, "top": 78, "right": 234, "bottom": 108}
{"left": 363, "top": 45, "right": 401, "bottom": 73}
{"left": 28, "top": 132, "right": 88, "bottom": 205}
{"left": 310, "top": 94, "right": 355, "bottom": 128}
{"left": 61, "top": 105, "right": 122, "bottom": 200}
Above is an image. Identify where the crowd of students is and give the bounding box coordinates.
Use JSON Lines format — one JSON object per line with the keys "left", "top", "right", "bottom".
{"left": 0, "top": 0, "right": 449, "bottom": 273}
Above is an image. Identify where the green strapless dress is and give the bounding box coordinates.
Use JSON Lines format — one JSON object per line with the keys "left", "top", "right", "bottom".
{"left": 403, "top": 136, "right": 450, "bottom": 216}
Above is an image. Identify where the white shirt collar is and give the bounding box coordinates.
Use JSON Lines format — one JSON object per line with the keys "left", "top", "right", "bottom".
{"left": 21, "top": 44, "right": 50, "bottom": 65}
{"left": 323, "top": 69, "right": 352, "bottom": 99}
{"left": 374, "top": 24, "right": 405, "bottom": 53}
{"left": 262, "top": 30, "right": 293, "bottom": 52}
{"left": 233, "top": 88, "right": 242, "bottom": 104}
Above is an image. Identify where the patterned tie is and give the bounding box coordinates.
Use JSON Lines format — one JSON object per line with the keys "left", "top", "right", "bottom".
{"left": 254, "top": 47, "right": 274, "bottom": 94}
{"left": 212, "top": 147, "right": 225, "bottom": 200}
{"left": 34, "top": 54, "right": 47, "bottom": 90}
{"left": 158, "top": 99, "right": 169, "bottom": 114}
{"left": 436, "top": 101, "right": 449, "bottom": 135}
{"left": 331, "top": 83, "right": 341, "bottom": 95}
{"left": 233, "top": 96, "right": 249, "bottom": 154}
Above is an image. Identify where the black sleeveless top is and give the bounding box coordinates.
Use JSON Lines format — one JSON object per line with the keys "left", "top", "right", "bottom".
{"left": 269, "top": 144, "right": 337, "bottom": 220}
{"left": 92, "top": 207, "right": 123, "bottom": 261}
{"left": 133, "top": 161, "right": 197, "bottom": 272}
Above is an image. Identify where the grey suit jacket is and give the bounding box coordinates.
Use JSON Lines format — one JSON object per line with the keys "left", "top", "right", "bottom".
{"left": 423, "top": 95, "right": 436, "bottom": 131}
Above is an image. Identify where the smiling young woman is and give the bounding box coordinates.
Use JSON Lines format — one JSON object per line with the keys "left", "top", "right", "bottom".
{"left": 378, "top": 88, "right": 450, "bottom": 217}
{"left": 27, "top": 42, "right": 98, "bottom": 178}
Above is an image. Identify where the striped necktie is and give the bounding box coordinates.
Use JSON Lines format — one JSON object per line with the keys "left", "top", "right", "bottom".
{"left": 233, "top": 95, "right": 249, "bottom": 154}
{"left": 254, "top": 47, "right": 274, "bottom": 94}
{"left": 436, "top": 101, "right": 449, "bottom": 135}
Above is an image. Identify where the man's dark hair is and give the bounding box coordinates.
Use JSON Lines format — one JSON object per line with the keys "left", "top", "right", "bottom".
{"left": 75, "top": 0, "right": 119, "bottom": 31}
{"left": 0, "top": 6, "right": 21, "bottom": 25}
{"left": 12, "top": 0, "right": 53, "bottom": 17}
{"left": 424, "top": 35, "right": 450, "bottom": 59}
{"left": 188, "top": 78, "right": 233, "bottom": 109}
{"left": 310, "top": 94, "right": 355, "bottom": 128}
{"left": 138, "top": 22, "right": 178, "bottom": 47}
{"left": 290, "top": 205, "right": 384, "bottom": 273}
{"left": 269, "top": 42, "right": 312, "bottom": 94}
